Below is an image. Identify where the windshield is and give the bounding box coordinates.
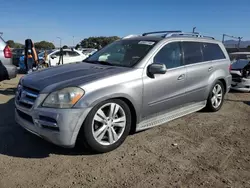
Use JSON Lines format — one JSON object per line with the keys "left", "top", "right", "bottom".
{"left": 85, "top": 39, "right": 157, "bottom": 67}
{"left": 230, "top": 53, "right": 250, "bottom": 61}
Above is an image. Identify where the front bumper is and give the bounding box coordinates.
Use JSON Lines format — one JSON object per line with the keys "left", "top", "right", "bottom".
{"left": 231, "top": 78, "right": 250, "bottom": 92}
{"left": 15, "top": 101, "right": 91, "bottom": 148}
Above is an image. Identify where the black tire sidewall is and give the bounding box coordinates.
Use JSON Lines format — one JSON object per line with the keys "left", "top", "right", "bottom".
{"left": 207, "top": 80, "right": 225, "bottom": 112}
{"left": 82, "top": 99, "right": 132, "bottom": 153}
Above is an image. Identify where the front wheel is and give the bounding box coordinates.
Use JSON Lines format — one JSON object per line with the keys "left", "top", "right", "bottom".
{"left": 80, "top": 99, "right": 132, "bottom": 153}
{"left": 206, "top": 80, "right": 225, "bottom": 112}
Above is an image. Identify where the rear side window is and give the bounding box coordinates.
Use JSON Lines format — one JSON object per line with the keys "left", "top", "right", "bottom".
{"left": 202, "top": 43, "right": 226, "bottom": 61}
{"left": 182, "top": 42, "right": 203, "bottom": 65}
{"left": 68, "top": 51, "right": 80, "bottom": 57}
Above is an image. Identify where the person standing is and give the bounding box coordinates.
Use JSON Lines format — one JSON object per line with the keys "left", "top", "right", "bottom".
{"left": 24, "top": 39, "right": 38, "bottom": 73}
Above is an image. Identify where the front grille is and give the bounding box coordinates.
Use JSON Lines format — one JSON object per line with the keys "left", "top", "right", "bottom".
{"left": 231, "top": 73, "right": 242, "bottom": 83}
{"left": 16, "top": 85, "right": 39, "bottom": 109}
{"left": 16, "top": 109, "right": 34, "bottom": 124}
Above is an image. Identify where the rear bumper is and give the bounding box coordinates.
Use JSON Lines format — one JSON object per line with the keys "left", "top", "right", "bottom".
{"left": 5, "top": 64, "right": 18, "bottom": 79}
{"left": 226, "top": 74, "right": 232, "bottom": 93}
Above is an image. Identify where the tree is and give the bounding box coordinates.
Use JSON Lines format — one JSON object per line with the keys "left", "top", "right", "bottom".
{"left": 6, "top": 40, "right": 24, "bottom": 48}
{"left": 6, "top": 40, "right": 15, "bottom": 47}
{"left": 247, "top": 45, "right": 250, "bottom": 51}
{"left": 80, "top": 36, "right": 120, "bottom": 49}
{"left": 75, "top": 44, "right": 80, "bottom": 49}
{"left": 34, "top": 41, "right": 55, "bottom": 49}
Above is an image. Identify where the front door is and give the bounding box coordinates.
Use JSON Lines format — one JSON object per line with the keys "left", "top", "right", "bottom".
{"left": 142, "top": 41, "right": 188, "bottom": 119}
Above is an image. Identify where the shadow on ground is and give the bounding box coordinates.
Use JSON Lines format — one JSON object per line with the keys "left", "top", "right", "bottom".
{"left": 0, "top": 97, "right": 95, "bottom": 159}
{"left": 0, "top": 87, "right": 17, "bottom": 96}
{"left": 225, "top": 98, "right": 250, "bottom": 106}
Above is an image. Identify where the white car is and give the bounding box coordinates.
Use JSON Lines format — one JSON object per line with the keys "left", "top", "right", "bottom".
{"left": 46, "top": 49, "right": 88, "bottom": 66}
{"left": 229, "top": 52, "right": 250, "bottom": 63}
{"left": 230, "top": 59, "right": 250, "bottom": 92}
{"left": 82, "top": 48, "right": 98, "bottom": 57}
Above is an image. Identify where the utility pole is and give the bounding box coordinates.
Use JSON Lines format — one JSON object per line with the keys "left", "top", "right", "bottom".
{"left": 192, "top": 27, "right": 196, "bottom": 33}
{"left": 57, "top": 37, "right": 62, "bottom": 48}
{"left": 222, "top": 34, "right": 242, "bottom": 50}
{"left": 238, "top": 37, "right": 243, "bottom": 49}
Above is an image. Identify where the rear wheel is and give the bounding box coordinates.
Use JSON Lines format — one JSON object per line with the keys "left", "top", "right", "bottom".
{"left": 80, "top": 99, "right": 131, "bottom": 153}
{"left": 206, "top": 80, "right": 225, "bottom": 112}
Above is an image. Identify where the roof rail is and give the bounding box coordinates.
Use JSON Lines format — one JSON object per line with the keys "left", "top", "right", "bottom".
{"left": 122, "top": 34, "right": 141, "bottom": 39}
{"left": 142, "top": 30, "right": 182, "bottom": 36}
{"left": 165, "top": 32, "right": 215, "bottom": 39}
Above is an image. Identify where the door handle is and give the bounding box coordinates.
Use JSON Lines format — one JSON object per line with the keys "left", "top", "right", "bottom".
{"left": 177, "top": 74, "right": 185, "bottom": 80}
{"left": 208, "top": 66, "right": 213, "bottom": 72}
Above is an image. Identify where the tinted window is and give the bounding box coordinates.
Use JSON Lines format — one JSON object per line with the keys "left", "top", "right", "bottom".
{"left": 202, "top": 43, "right": 226, "bottom": 61}
{"left": 53, "top": 51, "right": 67, "bottom": 56}
{"left": 154, "top": 42, "right": 182, "bottom": 69}
{"left": 182, "top": 42, "right": 203, "bottom": 65}
{"left": 68, "top": 51, "right": 80, "bottom": 57}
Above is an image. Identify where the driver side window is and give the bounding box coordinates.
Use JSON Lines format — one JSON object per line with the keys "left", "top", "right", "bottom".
{"left": 154, "top": 42, "right": 183, "bottom": 69}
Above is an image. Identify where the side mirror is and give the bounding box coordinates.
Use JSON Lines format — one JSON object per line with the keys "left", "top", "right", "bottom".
{"left": 50, "top": 54, "right": 57, "bottom": 59}
{"left": 148, "top": 63, "right": 167, "bottom": 76}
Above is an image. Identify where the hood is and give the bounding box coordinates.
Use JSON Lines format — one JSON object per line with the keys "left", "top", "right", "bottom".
{"left": 231, "top": 59, "right": 250, "bottom": 70}
{"left": 21, "top": 62, "right": 131, "bottom": 93}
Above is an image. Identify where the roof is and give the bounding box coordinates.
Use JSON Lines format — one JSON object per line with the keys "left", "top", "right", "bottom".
{"left": 121, "top": 31, "right": 217, "bottom": 43}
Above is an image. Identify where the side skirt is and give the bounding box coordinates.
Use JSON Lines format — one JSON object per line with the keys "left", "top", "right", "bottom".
{"left": 136, "top": 100, "right": 207, "bottom": 132}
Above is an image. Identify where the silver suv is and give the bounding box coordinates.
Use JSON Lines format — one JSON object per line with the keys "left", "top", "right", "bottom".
{"left": 0, "top": 36, "right": 17, "bottom": 82}
{"left": 15, "top": 31, "right": 232, "bottom": 153}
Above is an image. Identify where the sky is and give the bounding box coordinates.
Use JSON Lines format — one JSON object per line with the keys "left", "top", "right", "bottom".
{"left": 0, "top": 0, "right": 249, "bottom": 47}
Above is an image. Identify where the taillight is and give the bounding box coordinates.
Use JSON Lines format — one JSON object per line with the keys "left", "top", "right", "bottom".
{"left": 3, "top": 45, "right": 12, "bottom": 58}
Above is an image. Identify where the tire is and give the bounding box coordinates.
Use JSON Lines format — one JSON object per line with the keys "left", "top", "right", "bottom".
{"left": 206, "top": 80, "right": 225, "bottom": 112}
{"left": 79, "top": 99, "right": 132, "bottom": 153}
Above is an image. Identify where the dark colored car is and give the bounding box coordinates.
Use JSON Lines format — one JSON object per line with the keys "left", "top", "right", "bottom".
{"left": 12, "top": 48, "right": 24, "bottom": 67}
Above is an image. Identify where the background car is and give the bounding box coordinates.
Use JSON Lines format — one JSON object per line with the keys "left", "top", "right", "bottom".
{"left": 18, "top": 49, "right": 54, "bottom": 71}
{"left": 82, "top": 48, "right": 98, "bottom": 57}
{"left": 230, "top": 58, "right": 250, "bottom": 92}
{"left": 229, "top": 51, "right": 250, "bottom": 63}
{"left": 12, "top": 48, "right": 24, "bottom": 67}
{"left": 47, "top": 48, "right": 88, "bottom": 66}
{"left": 0, "top": 36, "right": 17, "bottom": 82}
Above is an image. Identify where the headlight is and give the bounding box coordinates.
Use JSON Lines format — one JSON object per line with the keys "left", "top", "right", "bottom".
{"left": 42, "top": 87, "right": 84, "bottom": 108}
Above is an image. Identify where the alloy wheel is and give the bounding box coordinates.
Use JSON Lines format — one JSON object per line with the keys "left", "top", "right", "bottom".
{"left": 92, "top": 103, "right": 126, "bottom": 146}
{"left": 211, "top": 84, "right": 223, "bottom": 108}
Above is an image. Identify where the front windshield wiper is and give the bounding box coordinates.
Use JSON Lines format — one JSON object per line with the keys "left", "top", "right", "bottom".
{"left": 83, "top": 60, "right": 114, "bottom": 66}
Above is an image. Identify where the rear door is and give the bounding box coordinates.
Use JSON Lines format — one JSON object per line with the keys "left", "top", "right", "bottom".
{"left": 182, "top": 41, "right": 214, "bottom": 103}
{"left": 49, "top": 51, "right": 68, "bottom": 66}
{"left": 67, "top": 51, "right": 83, "bottom": 63}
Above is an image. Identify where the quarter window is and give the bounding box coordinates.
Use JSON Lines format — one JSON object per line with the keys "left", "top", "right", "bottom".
{"left": 53, "top": 51, "right": 67, "bottom": 56}
{"left": 68, "top": 51, "right": 80, "bottom": 57}
{"left": 202, "top": 43, "right": 226, "bottom": 61}
{"left": 182, "top": 42, "right": 203, "bottom": 65}
{"left": 154, "top": 42, "right": 182, "bottom": 69}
